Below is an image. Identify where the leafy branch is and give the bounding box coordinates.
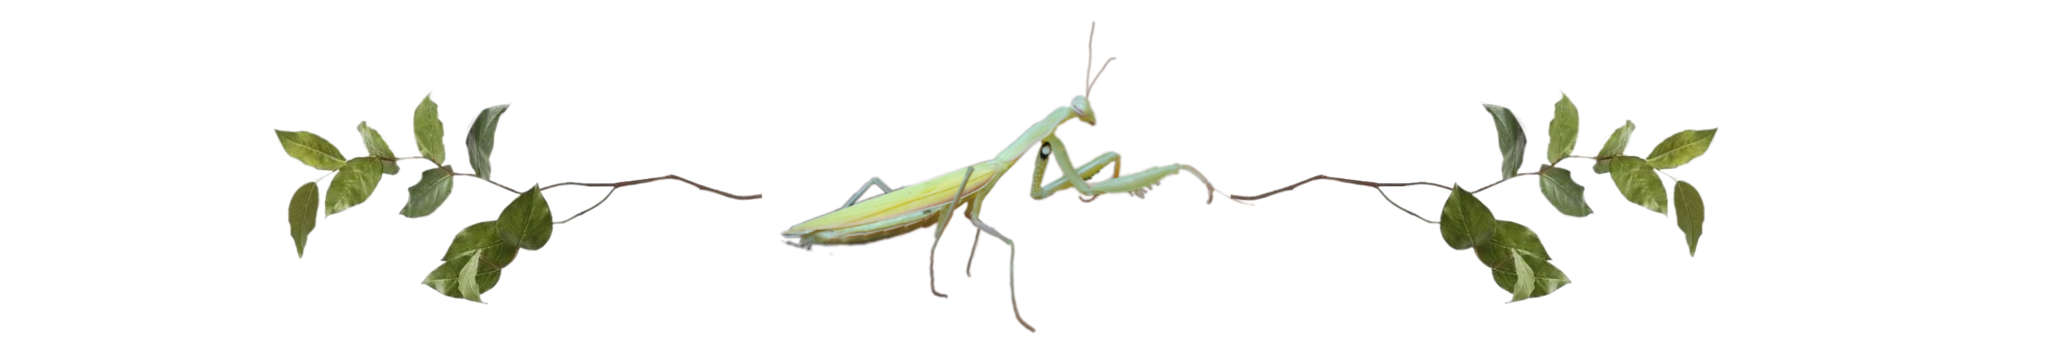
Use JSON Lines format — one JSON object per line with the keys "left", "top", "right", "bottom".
{"left": 276, "top": 94, "right": 761, "bottom": 302}
{"left": 1232, "top": 93, "right": 1716, "bottom": 302}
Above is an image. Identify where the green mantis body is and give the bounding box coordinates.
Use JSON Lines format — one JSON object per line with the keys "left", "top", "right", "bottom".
{"left": 781, "top": 26, "right": 1225, "bottom": 332}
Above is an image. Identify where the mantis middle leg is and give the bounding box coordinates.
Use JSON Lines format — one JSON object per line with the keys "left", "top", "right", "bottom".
{"left": 965, "top": 215, "right": 1035, "bottom": 332}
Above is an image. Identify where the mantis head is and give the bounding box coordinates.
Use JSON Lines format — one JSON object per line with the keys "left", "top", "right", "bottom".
{"left": 1070, "top": 95, "right": 1096, "bottom": 125}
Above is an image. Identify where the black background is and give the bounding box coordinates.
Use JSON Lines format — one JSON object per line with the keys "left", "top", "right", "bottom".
{"left": 243, "top": 18, "right": 1744, "bottom": 338}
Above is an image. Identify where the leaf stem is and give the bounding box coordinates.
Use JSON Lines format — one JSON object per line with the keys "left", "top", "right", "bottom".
{"left": 555, "top": 187, "right": 617, "bottom": 224}
{"left": 393, "top": 153, "right": 520, "bottom": 193}
{"left": 537, "top": 175, "right": 763, "bottom": 200}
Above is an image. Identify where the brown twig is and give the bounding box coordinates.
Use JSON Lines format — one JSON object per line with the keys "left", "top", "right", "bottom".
{"left": 369, "top": 156, "right": 761, "bottom": 225}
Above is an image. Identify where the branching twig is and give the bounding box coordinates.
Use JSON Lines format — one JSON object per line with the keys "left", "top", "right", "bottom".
{"left": 393, "top": 153, "right": 520, "bottom": 193}
{"left": 539, "top": 175, "right": 763, "bottom": 200}
{"left": 1230, "top": 155, "right": 1613, "bottom": 225}
{"left": 373, "top": 156, "right": 762, "bottom": 225}
{"left": 555, "top": 187, "right": 618, "bottom": 225}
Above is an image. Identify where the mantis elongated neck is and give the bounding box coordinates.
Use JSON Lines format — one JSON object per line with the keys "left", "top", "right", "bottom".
{"left": 993, "top": 106, "right": 1077, "bottom": 164}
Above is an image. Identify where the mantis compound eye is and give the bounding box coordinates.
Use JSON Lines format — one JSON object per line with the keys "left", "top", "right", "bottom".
{"left": 1038, "top": 142, "right": 1052, "bottom": 160}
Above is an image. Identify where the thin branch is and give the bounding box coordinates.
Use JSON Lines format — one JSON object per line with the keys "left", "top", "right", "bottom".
{"left": 540, "top": 175, "right": 763, "bottom": 200}
{"left": 555, "top": 187, "right": 618, "bottom": 224}
{"left": 1375, "top": 187, "right": 1437, "bottom": 224}
{"left": 453, "top": 172, "right": 524, "bottom": 195}
{"left": 1230, "top": 175, "right": 1452, "bottom": 201}
{"left": 1470, "top": 172, "right": 1542, "bottom": 194}
{"left": 393, "top": 153, "right": 520, "bottom": 193}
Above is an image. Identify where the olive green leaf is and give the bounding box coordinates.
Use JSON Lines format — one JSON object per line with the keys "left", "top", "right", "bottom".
{"left": 274, "top": 130, "right": 347, "bottom": 170}
{"left": 1546, "top": 93, "right": 1578, "bottom": 164}
{"left": 423, "top": 221, "right": 519, "bottom": 302}
{"left": 400, "top": 167, "right": 454, "bottom": 218}
{"left": 413, "top": 94, "right": 446, "bottom": 164}
{"left": 324, "top": 157, "right": 385, "bottom": 215}
{"left": 1608, "top": 156, "right": 1668, "bottom": 214}
{"left": 1476, "top": 221, "right": 1569, "bottom": 301}
{"left": 1675, "top": 181, "right": 1705, "bottom": 256}
{"left": 1438, "top": 185, "right": 1497, "bottom": 250}
{"left": 1646, "top": 128, "right": 1718, "bottom": 169}
{"left": 1538, "top": 166, "right": 1592, "bottom": 217}
{"left": 1485, "top": 104, "right": 1527, "bottom": 179}
{"left": 466, "top": 104, "right": 509, "bottom": 180}
{"left": 1592, "top": 120, "right": 1635, "bottom": 174}
{"left": 497, "top": 185, "right": 554, "bottom": 250}
{"left": 356, "top": 121, "right": 400, "bottom": 175}
{"left": 288, "top": 182, "right": 318, "bottom": 257}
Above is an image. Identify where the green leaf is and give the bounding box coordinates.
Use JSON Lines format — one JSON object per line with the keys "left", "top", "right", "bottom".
{"left": 1476, "top": 221, "right": 1569, "bottom": 301}
{"left": 356, "top": 122, "right": 400, "bottom": 175}
{"left": 1645, "top": 128, "right": 1719, "bottom": 169}
{"left": 1485, "top": 104, "right": 1527, "bottom": 179}
{"left": 288, "top": 182, "right": 318, "bottom": 257}
{"left": 1538, "top": 166, "right": 1593, "bottom": 217}
{"left": 274, "top": 130, "right": 347, "bottom": 170}
{"left": 413, "top": 94, "right": 446, "bottom": 164}
{"left": 1592, "top": 120, "right": 1635, "bottom": 174}
{"left": 1675, "top": 181, "right": 1705, "bottom": 256}
{"left": 497, "top": 185, "right": 554, "bottom": 250}
{"left": 1608, "top": 156, "right": 1668, "bottom": 214}
{"left": 400, "top": 167, "right": 455, "bottom": 218}
{"left": 1546, "top": 93, "right": 1579, "bottom": 164}
{"left": 1438, "top": 185, "right": 1497, "bottom": 250}
{"left": 466, "top": 104, "right": 509, "bottom": 180}
{"left": 422, "top": 221, "right": 519, "bottom": 302}
{"left": 442, "top": 221, "right": 519, "bottom": 265}
{"left": 324, "top": 157, "right": 385, "bottom": 215}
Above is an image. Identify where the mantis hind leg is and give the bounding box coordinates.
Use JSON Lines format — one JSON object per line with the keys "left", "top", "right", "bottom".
{"left": 842, "top": 177, "right": 894, "bottom": 208}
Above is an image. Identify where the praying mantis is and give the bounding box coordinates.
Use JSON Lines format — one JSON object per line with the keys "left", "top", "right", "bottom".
{"left": 780, "top": 24, "right": 1230, "bottom": 332}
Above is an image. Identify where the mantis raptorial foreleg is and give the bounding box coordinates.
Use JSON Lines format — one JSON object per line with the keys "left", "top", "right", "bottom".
{"left": 1030, "top": 147, "right": 1122, "bottom": 200}
{"left": 1040, "top": 135, "right": 1228, "bottom": 203}
{"left": 841, "top": 177, "right": 895, "bottom": 208}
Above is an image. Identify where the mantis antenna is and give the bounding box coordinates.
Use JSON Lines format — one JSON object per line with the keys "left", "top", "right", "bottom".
{"left": 1086, "top": 22, "right": 1117, "bottom": 98}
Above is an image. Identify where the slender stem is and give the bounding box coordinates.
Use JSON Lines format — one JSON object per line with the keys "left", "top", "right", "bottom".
{"left": 1230, "top": 175, "right": 1452, "bottom": 201}
{"left": 393, "top": 153, "right": 520, "bottom": 193}
{"left": 1376, "top": 187, "right": 1437, "bottom": 224}
{"left": 554, "top": 187, "right": 618, "bottom": 225}
{"left": 539, "top": 175, "right": 763, "bottom": 200}
{"left": 1470, "top": 172, "right": 1542, "bottom": 194}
